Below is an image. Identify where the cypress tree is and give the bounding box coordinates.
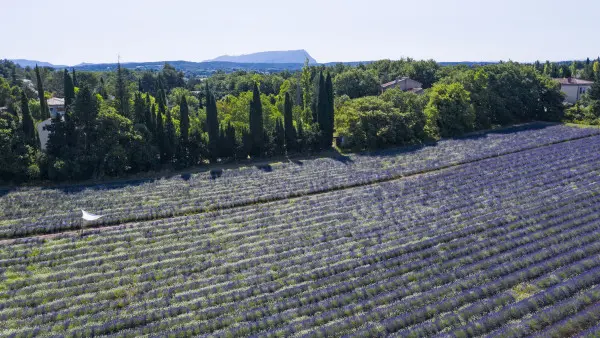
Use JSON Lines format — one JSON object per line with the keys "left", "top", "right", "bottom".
{"left": 64, "top": 70, "right": 75, "bottom": 110}
{"left": 164, "top": 110, "right": 176, "bottom": 163}
{"left": 179, "top": 95, "right": 190, "bottom": 143}
{"left": 241, "top": 128, "right": 252, "bottom": 159}
{"left": 156, "top": 88, "right": 167, "bottom": 113}
{"left": 72, "top": 68, "right": 78, "bottom": 87}
{"left": 63, "top": 70, "right": 75, "bottom": 116}
{"left": 99, "top": 77, "right": 108, "bottom": 99}
{"left": 115, "top": 61, "right": 130, "bottom": 117}
{"left": 34, "top": 65, "right": 49, "bottom": 119}
{"left": 274, "top": 119, "right": 285, "bottom": 156}
{"left": 249, "top": 82, "right": 264, "bottom": 157}
{"left": 150, "top": 102, "right": 157, "bottom": 134}
{"left": 316, "top": 71, "right": 327, "bottom": 148}
{"left": 11, "top": 67, "right": 19, "bottom": 86}
{"left": 297, "top": 122, "right": 305, "bottom": 152}
{"left": 283, "top": 92, "right": 296, "bottom": 152}
{"left": 144, "top": 94, "right": 152, "bottom": 132}
{"left": 20, "top": 90, "right": 37, "bottom": 147}
{"left": 324, "top": 73, "right": 334, "bottom": 148}
{"left": 205, "top": 82, "right": 219, "bottom": 162}
{"left": 156, "top": 107, "right": 165, "bottom": 162}
{"left": 218, "top": 127, "right": 227, "bottom": 158}
{"left": 226, "top": 122, "right": 236, "bottom": 159}
{"left": 46, "top": 113, "right": 66, "bottom": 157}
{"left": 74, "top": 86, "right": 97, "bottom": 132}
{"left": 133, "top": 92, "right": 145, "bottom": 124}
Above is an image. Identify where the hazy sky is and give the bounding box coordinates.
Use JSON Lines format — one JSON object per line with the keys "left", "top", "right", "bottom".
{"left": 3, "top": 0, "right": 599, "bottom": 65}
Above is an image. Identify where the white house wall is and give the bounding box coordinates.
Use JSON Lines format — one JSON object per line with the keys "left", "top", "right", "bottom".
{"left": 561, "top": 85, "right": 591, "bottom": 104}
{"left": 36, "top": 119, "right": 51, "bottom": 151}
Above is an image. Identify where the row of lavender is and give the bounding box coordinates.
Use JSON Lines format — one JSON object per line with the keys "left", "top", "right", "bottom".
{"left": 1, "top": 135, "right": 600, "bottom": 336}
{"left": 2, "top": 123, "right": 600, "bottom": 238}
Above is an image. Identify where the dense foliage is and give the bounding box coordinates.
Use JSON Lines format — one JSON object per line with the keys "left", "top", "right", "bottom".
{"left": 0, "top": 57, "right": 575, "bottom": 183}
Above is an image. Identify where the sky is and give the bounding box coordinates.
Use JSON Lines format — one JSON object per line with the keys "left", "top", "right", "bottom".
{"left": 2, "top": 0, "right": 599, "bottom": 65}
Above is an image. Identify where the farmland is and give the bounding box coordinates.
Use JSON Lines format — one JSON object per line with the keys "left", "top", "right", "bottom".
{"left": 2, "top": 123, "right": 600, "bottom": 336}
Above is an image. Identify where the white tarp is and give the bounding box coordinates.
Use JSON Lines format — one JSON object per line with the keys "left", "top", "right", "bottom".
{"left": 81, "top": 209, "right": 103, "bottom": 221}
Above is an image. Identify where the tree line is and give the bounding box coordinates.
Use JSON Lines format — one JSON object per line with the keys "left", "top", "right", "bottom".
{"left": 1, "top": 57, "right": 596, "bottom": 183}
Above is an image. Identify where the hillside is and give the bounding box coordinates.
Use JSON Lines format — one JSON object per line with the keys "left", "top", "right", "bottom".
{"left": 209, "top": 49, "right": 317, "bottom": 64}
{"left": 2, "top": 124, "right": 600, "bottom": 336}
{"left": 9, "top": 59, "right": 68, "bottom": 68}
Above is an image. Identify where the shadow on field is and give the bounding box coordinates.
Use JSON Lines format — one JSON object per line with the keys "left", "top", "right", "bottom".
{"left": 256, "top": 164, "right": 273, "bottom": 172}
{"left": 40, "top": 178, "right": 158, "bottom": 194}
{"left": 210, "top": 169, "right": 223, "bottom": 179}
{"left": 357, "top": 122, "right": 556, "bottom": 158}
{"left": 0, "top": 122, "right": 558, "bottom": 196}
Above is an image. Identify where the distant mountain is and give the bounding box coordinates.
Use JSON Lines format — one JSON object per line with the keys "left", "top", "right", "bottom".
{"left": 10, "top": 59, "right": 68, "bottom": 69}
{"left": 208, "top": 50, "right": 317, "bottom": 64}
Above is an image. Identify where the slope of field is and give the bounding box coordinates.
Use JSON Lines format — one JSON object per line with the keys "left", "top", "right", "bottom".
{"left": 1, "top": 126, "right": 600, "bottom": 336}
{"left": 1, "top": 123, "right": 599, "bottom": 238}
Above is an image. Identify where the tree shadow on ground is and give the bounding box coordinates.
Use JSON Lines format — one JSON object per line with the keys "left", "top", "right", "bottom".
{"left": 0, "top": 122, "right": 559, "bottom": 196}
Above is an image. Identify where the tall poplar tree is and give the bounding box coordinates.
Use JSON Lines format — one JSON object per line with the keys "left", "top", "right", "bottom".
{"left": 34, "top": 65, "right": 48, "bottom": 118}
{"left": 249, "top": 82, "right": 264, "bottom": 157}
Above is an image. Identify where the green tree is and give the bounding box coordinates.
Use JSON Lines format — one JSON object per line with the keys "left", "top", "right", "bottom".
{"left": 164, "top": 110, "right": 176, "bottom": 163}
{"left": 283, "top": 92, "right": 296, "bottom": 152}
{"left": 150, "top": 102, "right": 157, "bottom": 134}
{"left": 34, "top": 65, "right": 48, "bottom": 119}
{"left": 333, "top": 68, "right": 380, "bottom": 99}
{"left": 74, "top": 86, "right": 98, "bottom": 133}
{"left": 133, "top": 92, "right": 145, "bottom": 124}
{"left": 274, "top": 119, "right": 285, "bottom": 155}
{"left": 205, "top": 83, "right": 219, "bottom": 162}
{"left": 63, "top": 69, "right": 76, "bottom": 111}
{"left": 316, "top": 71, "right": 327, "bottom": 138}
{"left": 72, "top": 68, "right": 78, "bottom": 87}
{"left": 324, "top": 73, "right": 334, "bottom": 148}
{"left": 300, "top": 58, "right": 313, "bottom": 117}
{"left": 0, "top": 111, "right": 37, "bottom": 182}
{"left": 20, "top": 90, "right": 37, "bottom": 147}
{"left": 99, "top": 77, "right": 108, "bottom": 99}
{"left": 179, "top": 95, "right": 190, "bottom": 144}
{"left": 144, "top": 94, "right": 153, "bottom": 132}
{"left": 115, "top": 61, "right": 130, "bottom": 117}
{"left": 424, "top": 82, "right": 475, "bottom": 138}
{"left": 570, "top": 61, "right": 577, "bottom": 78}
{"left": 249, "top": 82, "right": 264, "bottom": 157}
{"left": 155, "top": 107, "right": 165, "bottom": 162}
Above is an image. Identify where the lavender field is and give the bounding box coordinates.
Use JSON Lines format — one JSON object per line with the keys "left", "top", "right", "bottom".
{"left": 1, "top": 123, "right": 599, "bottom": 238}
{"left": 2, "top": 123, "right": 600, "bottom": 336}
